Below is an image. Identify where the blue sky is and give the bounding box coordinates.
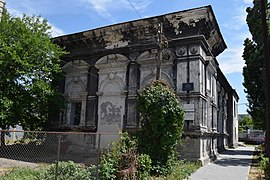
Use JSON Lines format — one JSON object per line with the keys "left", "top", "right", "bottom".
{"left": 5, "top": 0, "right": 254, "bottom": 114}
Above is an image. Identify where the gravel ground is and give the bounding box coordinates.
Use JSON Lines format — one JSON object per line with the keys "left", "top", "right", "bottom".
{"left": 0, "top": 158, "right": 39, "bottom": 169}
{"left": 0, "top": 158, "right": 40, "bottom": 176}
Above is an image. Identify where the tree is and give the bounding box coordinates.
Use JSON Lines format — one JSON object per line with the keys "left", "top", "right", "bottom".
{"left": 0, "top": 8, "right": 66, "bottom": 142}
{"left": 238, "top": 115, "right": 254, "bottom": 132}
{"left": 242, "top": 0, "right": 268, "bottom": 130}
{"left": 136, "top": 80, "right": 184, "bottom": 175}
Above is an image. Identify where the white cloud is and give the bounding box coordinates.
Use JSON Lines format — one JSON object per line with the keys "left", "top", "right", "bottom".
{"left": 222, "top": 6, "right": 247, "bottom": 31}
{"left": 86, "top": 0, "right": 113, "bottom": 19}
{"left": 236, "top": 31, "right": 252, "bottom": 41}
{"left": 218, "top": 47, "right": 245, "bottom": 74}
{"left": 7, "top": 8, "right": 24, "bottom": 18}
{"left": 81, "top": 0, "right": 152, "bottom": 19}
{"left": 243, "top": 0, "right": 253, "bottom": 4}
{"left": 49, "top": 24, "right": 65, "bottom": 37}
{"left": 219, "top": 0, "right": 252, "bottom": 75}
{"left": 7, "top": 7, "right": 65, "bottom": 37}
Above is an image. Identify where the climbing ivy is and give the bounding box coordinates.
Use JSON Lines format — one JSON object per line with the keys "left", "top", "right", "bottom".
{"left": 137, "top": 80, "right": 184, "bottom": 175}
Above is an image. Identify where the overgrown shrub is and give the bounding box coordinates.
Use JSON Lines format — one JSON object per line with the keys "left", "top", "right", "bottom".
{"left": 259, "top": 155, "right": 269, "bottom": 178}
{"left": 1, "top": 162, "right": 95, "bottom": 180}
{"left": 37, "top": 161, "right": 95, "bottom": 180}
{"left": 1, "top": 168, "right": 39, "bottom": 180}
{"left": 137, "top": 153, "right": 152, "bottom": 179}
{"left": 137, "top": 80, "right": 184, "bottom": 175}
{"left": 99, "top": 132, "right": 152, "bottom": 180}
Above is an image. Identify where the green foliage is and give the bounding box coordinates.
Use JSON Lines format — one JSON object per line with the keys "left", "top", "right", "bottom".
{"left": 242, "top": 0, "right": 269, "bottom": 129}
{"left": 99, "top": 132, "right": 152, "bottom": 179}
{"left": 37, "top": 161, "right": 95, "bottom": 180}
{"left": 238, "top": 115, "right": 254, "bottom": 130}
{"left": 259, "top": 155, "right": 269, "bottom": 174}
{"left": 0, "top": 8, "right": 67, "bottom": 131}
{"left": 137, "top": 154, "right": 152, "bottom": 179}
{"left": 2, "top": 162, "right": 95, "bottom": 180}
{"left": 148, "top": 161, "right": 201, "bottom": 180}
{"left": 1, "top": 168, "right": 39, "bottom": 180}
{"left": 165, "top": 161, "right": 201, "bottom": 180}
{"left": 137, "top": 80, "right": 184, "bottom": 175}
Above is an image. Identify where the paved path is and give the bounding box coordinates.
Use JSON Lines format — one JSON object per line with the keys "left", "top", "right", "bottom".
{"left": 189, "top": 145, "right": 254, "bottom": 180}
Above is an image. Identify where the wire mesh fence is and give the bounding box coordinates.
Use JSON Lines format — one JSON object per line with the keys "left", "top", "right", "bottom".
{"left": 0, "top": 130, "right": 119, "bottom": 179}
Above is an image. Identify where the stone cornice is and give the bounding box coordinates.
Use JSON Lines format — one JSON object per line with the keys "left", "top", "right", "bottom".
{"left": 53, "top": 5, "right": 226, "bottom": 59}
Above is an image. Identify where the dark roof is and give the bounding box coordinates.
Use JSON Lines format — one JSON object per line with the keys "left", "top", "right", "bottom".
{"left": 53, "top": 5, "right": 227, "bottom": 57}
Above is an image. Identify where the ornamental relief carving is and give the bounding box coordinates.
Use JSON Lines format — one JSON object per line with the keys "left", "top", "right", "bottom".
{"left": 161, "top": 49, "right": 175, "bottom": 62}
{"left": 189, "top": 45, "right": 199, "bottom": 55}
{"left": 176, "top": 47, "right": 186, "bottom": 57}
{"left": 100, "top": 101, "right": 122, "bottom": 125}
{"left": 95, "top": 54, "right": 129, "bottom": 69}
{"left": 99, "top": 72, "right": 125, "bottom": 94}
{"left": 65, "top": 76, "right": 86, "bottom": 94}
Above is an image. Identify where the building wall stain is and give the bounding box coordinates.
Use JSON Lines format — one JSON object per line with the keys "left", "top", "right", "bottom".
{"left": 100, "top": 101, "right": 122, "bottom": 125}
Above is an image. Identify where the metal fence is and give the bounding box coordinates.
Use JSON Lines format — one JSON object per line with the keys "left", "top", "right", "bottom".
{"left": 0, "top": 130, "right": 119, "bottom": 179}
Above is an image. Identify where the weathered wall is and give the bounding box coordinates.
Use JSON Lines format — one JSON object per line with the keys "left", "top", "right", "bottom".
{"left": 0, "top": 0, "right": 4, "bottom": 21}
{"left": 50, "top": 5, "right": 238, "bottom": 164}
{"left": 53, "top": 6, "right": 226, "bottom": 62}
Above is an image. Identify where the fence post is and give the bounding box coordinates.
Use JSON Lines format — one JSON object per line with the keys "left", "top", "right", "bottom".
{"left": 96, "top": 133, "right": 101, "bottom": 180}
{"left": 55, "top": 134, "right": 61, "bottom": 180}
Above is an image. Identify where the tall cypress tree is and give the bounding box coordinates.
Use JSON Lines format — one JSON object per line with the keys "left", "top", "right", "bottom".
{"left": 243, "top": 0, "right": 268, "bottom": 129}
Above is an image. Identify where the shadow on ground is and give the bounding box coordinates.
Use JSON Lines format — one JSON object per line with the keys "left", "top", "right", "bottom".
{"left": 214, "top": 148, "right": 253, "bottom": 167}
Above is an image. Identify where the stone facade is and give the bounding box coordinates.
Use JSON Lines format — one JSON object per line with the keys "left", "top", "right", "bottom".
{"left": 0, "top": 0, "right": 5, "bottom": 20}
{"left": 50, "top": 5, "right": 238, "bottom": 164}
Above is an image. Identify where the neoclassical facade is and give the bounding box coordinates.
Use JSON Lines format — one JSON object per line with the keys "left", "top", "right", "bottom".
{"left": 50, "top": 5, "right": 239, "bottom": 164}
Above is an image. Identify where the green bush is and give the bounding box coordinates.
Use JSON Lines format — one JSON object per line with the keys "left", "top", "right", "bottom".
{"left": 137, "top": 80, "right": 184, "bottom": 175}
{"left": 259, "top": 155, "right": 269, "bottom": 178}
{"left": 99, "top": 132, "right": 152, "bottom": 180}
{"left": 137, "top": 153, "right": 152, "bottom": 179}
{"left": 37, "top": 161, "right": 95, "bottom": 180}
{"left": 1, "top": 168, "right": 39, "bottom": 180}
{"left": 1, "top": 162, "right": 95, "bottom": 180}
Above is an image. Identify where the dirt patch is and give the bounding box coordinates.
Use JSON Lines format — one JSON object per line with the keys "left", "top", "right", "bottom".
{"left": 248, "top": 147, "right": 265, "bottom": 180}
{"left": 0, "top": 158, "right": 41, "bottom": 177}
{"left": 0, "top": 158, "right": 39, "bottom": 169}
{"left": 0, "top": 167, "right": 10, "bottom": 176}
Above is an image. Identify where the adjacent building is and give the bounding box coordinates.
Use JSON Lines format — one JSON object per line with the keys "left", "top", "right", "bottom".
{"left": 0, "top": 0, "right": 5, "bottom": 20}
{"left": 50, "top": 5, "right": 239, "bottom": 164}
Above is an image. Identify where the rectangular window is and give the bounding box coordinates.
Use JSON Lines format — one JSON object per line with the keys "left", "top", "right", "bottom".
{"left": 207, "top": 72, "right": 211, "bottom": 92}
{"left": 70, "top": 102, "right": 81, "bottom": 125}
{"left": 233, "top": 101, "right": 236, "bottom": 118}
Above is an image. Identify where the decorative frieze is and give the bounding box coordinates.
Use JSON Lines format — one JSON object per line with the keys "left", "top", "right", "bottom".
{"left": 176, "top": 46, "right": 187, "bottom": 57}
{"left": 189, "top": 45, "right": 199, "bottom": 55}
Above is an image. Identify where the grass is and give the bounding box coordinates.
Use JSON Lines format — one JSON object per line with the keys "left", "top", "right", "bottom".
{"left": 1, "top": 160, "right": 200, "bottom": 180}
{"left": 166, "top": 161, "right": 201, "bottom": 180}
{"left": 248, "top": 145, "right": 266, "bottom": 180}
{"left": 149, "top": 161, "right": 201, "bottom": 180}
{"left": 0, "top": 168, "right": 40, "bottom": 180}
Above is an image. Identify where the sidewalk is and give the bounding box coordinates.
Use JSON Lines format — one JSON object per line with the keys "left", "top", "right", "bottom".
{"left": 189, "top": 145, "right": 254, "bottom": 180}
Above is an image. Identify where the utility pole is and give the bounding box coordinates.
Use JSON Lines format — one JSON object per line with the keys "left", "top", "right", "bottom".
{"left": 156, "top": 23, "right": 167, "bottom": 80}
{"left": 260, "top": 0, "right": 270, "bottom": 177}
